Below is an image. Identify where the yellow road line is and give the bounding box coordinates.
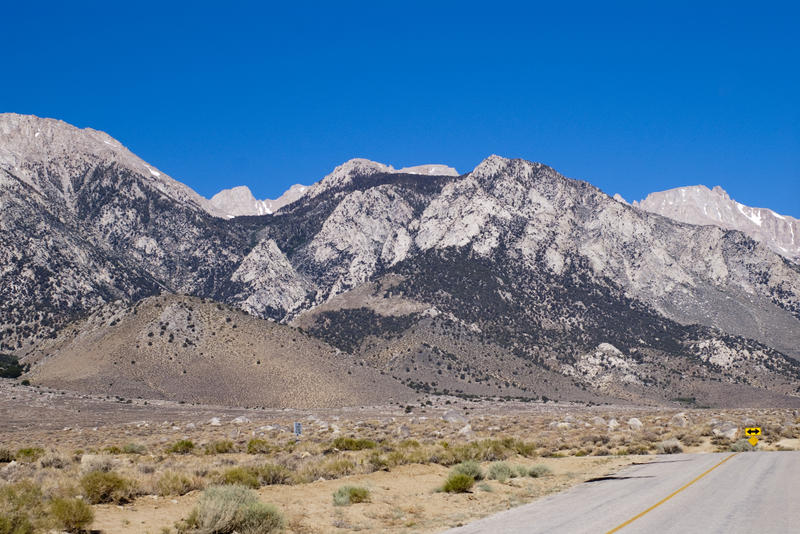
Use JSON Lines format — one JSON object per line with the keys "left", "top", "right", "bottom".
{"left": 605, "top": 453, "right": 739, "bottom": 534}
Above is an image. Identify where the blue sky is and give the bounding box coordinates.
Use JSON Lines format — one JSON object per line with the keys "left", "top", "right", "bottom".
{"left": 4, "top": 1, "right": 799, "bottom": 215}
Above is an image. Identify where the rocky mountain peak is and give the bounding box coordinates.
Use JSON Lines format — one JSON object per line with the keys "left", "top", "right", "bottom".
{"left": 308, "top": 158, "right": 394, "bottom": 198}
{"left": 634, "top": 185, "right": 800, "bottom": 261}
{"left": 711, "top": 185, "right": 730, "bottom": 199}
{"left": 0, "top": 113, "right": 208, "bottom": 211}
{"left": 206, "top": 183, "right": 310, "bottom": 218}
{"left": 396, "top": 164, "right": 459, "bottom": 176}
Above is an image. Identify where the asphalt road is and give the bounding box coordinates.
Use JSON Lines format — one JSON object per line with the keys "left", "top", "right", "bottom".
{"left": 443, "top": 451, "right": 800, "bottom": 534}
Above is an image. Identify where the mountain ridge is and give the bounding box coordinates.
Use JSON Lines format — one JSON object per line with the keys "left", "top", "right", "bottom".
{"left": 2, "top": 114, "right": 799, "bottom": 408}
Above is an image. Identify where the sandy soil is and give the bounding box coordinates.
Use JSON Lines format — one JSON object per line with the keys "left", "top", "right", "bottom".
{"left": 92, "top": 456, "right": 635, "bottom": 534}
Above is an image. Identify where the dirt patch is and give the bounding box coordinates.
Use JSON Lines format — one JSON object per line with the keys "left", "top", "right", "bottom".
{"left": 92, "top": 456, "right": 634, "bottom": 534}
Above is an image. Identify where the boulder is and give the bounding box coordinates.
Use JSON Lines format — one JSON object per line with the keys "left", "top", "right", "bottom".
{"left": 608, "top": 419, "right": 620, "bottom": 430}
{"left": 712, "top": 422, "right": 738, "bottom": 441}
{"left": 670, "top": 413, "right": 689, "bottom": 428}
{"left": 207, "top": 417, "right": 222, "bottom": 426}
{"left": 442, "top": 410, "right": 467, "bottom": 424}
{"left": 628, "top": 418, "right": 643, "bottom": 431}
{"left": 231, "top": 416, "right": 251, "bottom": 424}
{"left": 591, "top": 416, "right": 607, "bottom": 427}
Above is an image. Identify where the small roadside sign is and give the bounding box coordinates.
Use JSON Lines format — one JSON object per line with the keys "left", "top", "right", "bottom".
{"left": 745, "top": 427, "right": 761, "bottom": 447}
{"left": 294, "top": 422, "right": 302, "bottom": 437}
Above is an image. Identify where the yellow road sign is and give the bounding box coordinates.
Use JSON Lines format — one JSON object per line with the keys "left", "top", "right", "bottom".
{"left": 745, "top": 427, "right": 761, "bottom": 437}
{"left": 748, "top": 436, "right": 759, "bottom": 447}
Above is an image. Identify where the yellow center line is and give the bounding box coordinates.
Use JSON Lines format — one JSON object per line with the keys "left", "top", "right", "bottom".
{"left": 605, "top": 453, "right": 740, "bottom": 534}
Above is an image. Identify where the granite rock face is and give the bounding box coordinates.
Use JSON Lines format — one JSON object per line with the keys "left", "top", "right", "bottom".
{"left": 3, "top": 114, "right": 800, "bottom": 406}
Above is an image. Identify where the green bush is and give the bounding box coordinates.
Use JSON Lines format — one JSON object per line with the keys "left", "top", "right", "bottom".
{"left": 222, "top": 467, "right": 260, "bottom": 489}
{"left": 528, "top": 464, "right": 552, "bottom": 478}
{"left": 487, "top": 462, "right": 515, "bottom": 482}
{"left": 156, "top": 471, "right": 198, "bottom": 496}
{"left": 205, "top": 440, "right": 235, "bottom": 455}
{"left": 181, "top": 485, "right": 284, "bottom": 534}
{"left": 122, "top": 443, "right": 147, "bottom": 455}
{"left": 15, "top": 448, "right": 44, "bottom": 463}
{"left": 253, "top": 464, "right": 292, "bottom": 485}
{"left": 442, "top": 472, "right": 475, "bottom": 493}
{"left": 0, "top": 515, "right": 34, "bottom": 534}
{"left": 451, "top": 461, "right": 484, "bottom": 481}
{"left": 367, "top": 451, "right": 388, "bottom": 471}
{"left": 246, "top": 439, "right": 271, "bottom": 454}
{"left": 332, "top": 486, "right": 370, "bottom": 506}
{"left": 0, "top": 481, "right": 45, "bottom": 534}
{"left": 49, "top": 497, "right": 94, "bottom": 532}
{"left": 332, "top": 437, "right": 377, "bottom": 451}
{"left": 167, "top": 440, "right": 195, "bottom": 455}
{"left": 80, "top": 471, "right": 136, "bottom": 504}
{"left": 0, "top": 354, "right": 27, "bottom": 379}
{"left": 0, "top": 448, "right": 15, "bottom": 463}
{"left": 450, "top": 440, "right": 513, "bottom": 463}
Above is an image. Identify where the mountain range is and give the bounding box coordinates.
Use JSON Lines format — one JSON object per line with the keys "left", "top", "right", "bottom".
{"left": 2, "top": 113, "right": 799, "bottom": 408}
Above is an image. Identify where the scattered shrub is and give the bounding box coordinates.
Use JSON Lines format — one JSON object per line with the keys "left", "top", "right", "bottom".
{"left": 0, "top": 481, "right": 45, "bottom": 533}
{"left": 676, "top": 433, "right": 702, "bottom": 446}
{"left": 103, "top": 446, "right": 122, "bottom": 455}
{"left": 246, "top": 439, "right": 271, "bottom": 454}
{"left": 181, "top": 485, "right": 284, "bottom": 534}
{"left": 253, "top": 464, "right": 292, "bottom": 486}
{"left": 730, "top": 439, "right": 757, "bottom": 452}
{"left": 442, "top": 472, "right": 475, "bottom": 493}
{"left": 15, "top": 448, "right": 44, "bottom": 463}
{"left": 294, "top": 457, "right": 356, "bottom": 483}
{"left": 332, "top": 485, "right": 370, "bottom": 506}
{"left": 367, "top": 451, "right": 389, "bottom": 471}
{"left": 221, "top": 467, "right": 260, "bottom": 489}
{"left": 451, "top": 461, "right": 484, "bottom": 481}
{"left": 655, "top": 439, "right": 683, "bottom": 454}
{"left": 80, "top": 471, "right": 136, "bottom": 504}
{"left": 528, "top": 465, "right": 552, "bottom": 478}
{"left": 156, "top": 471, "right": 199, "bottom": 496}
{"left": 49, "top": 497, "right": 94, "bottom": 532}
{"left": 332, "top": 437, "right": 377, "bottom": 451}
{"left": 168, "top": 440, "right": 195, "bottom": 455}
{"left": 0, "top": 448, "right": 15, "bottom": 463}
{"left": 205, "top": 440, "right": 235, "bottom": 455}
{"left": 487, "top": 462, "right": 515, "bottom": 482}
{"left": 40, "top": 454, "right": 68, "bottom": 469}
{"left": 79, "top": 454, "right": 113, "bottom": 474}
{"left": 122, "top": 443, "right": 147, "bottom": 455}
{"left": 626, "top": 443, "right": 650, "bottom": 455}
{"left": 450, "top": 440, "right": 514, "bottom": 463}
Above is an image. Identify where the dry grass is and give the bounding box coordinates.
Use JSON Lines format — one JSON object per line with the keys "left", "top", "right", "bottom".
{"left": 1, "top": 397, "right": 797, "bottom": 533}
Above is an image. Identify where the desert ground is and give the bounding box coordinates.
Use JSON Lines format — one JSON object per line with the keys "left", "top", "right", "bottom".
{"left": 1, "top": 380, "right": 798, "bottom": 533}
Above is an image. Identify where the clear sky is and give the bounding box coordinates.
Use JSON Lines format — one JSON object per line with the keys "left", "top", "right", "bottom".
{"left": 4, "top": 1, "right": 799, "bottom": 215}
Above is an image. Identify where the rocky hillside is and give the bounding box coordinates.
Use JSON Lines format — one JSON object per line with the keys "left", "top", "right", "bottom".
{"left": 3, "top": 114, "right": 800, "bottom": 407}
{"left": 633, "top": 185, "right": 800, "bottom": 262}
{"left": 24, "top": 295, "right": 413, "bottom": 408}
